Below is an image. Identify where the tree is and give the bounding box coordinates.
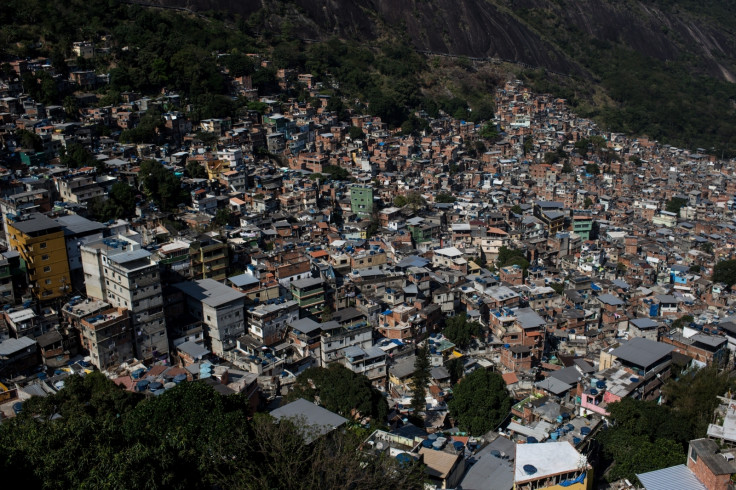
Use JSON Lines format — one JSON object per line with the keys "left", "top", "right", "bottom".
{"left": 671, "top": 314, "right": 694, "bottom": 330}
{"left": 584, "top": 197, "right": 593, "bottom": 209}
{"left": 443, "top": 313, "right": 482, "bottom": 349}
{"left": 90, "top": 182, "right": 137, "bottom": 222}
{"left": 394, "top": 191, "right": 425, "bottom": 210}
{"left": 411, "top": 345, "right": 431, "bottom": 414}
{"left": 446, "top": 358, "right": 465, "bottom": 385}
{"left": 59, "top": 143, "right": 96, "bottom": 168}
{"left": 138, "top": 159, "right": 189, "bottom": 211}
{"left": 479, "top": 123, "right": 500, "bottom": 142}
{"left": 665, "top": 197, "right": 688, "bottom": 216}
{"left": 16, "top": 128, "right": 44, "bottom": 152}
{"left": 448, "top": 369, "right": 513, "bottom": 436}
{"left": 0, "top": 372, "right": 424, "bottom": 489}
{"left": 561, "top": 161, "right": 573, "bottom": 173}
{"left": 435, "top": 193, "right": 456, "bottom": 203}
{"left": 286, "top": 365, "right": 388, "bottom": 421}
{"left": 713, "top": 259, "right": 736, "bottom": 287}
{"left": 348, "top": 126, "right": 364, "bottom": 140}
{"left": 497, "top": 246, "right": 528, "bottom": 270}
{"left": 214, "top": 208, "right": 233, "bottom": 227}
{"left": 510, "top": 204, "right": 523, "bottom": 215}
{"left": 62, "top": 95, "right": 79, "bottom": 120}
{"left": 585, "top": 162, "right": 600, "bottom": 175}
{"left": 185, "top": 160, "right": 207, "bottom": 179}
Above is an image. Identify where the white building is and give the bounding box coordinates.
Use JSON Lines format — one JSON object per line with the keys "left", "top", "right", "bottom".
{"left": 174, "top": 279, "right": 246, "bottom": 355}
{"left": 81, "top": 236, "right": 169, "bottom": 364}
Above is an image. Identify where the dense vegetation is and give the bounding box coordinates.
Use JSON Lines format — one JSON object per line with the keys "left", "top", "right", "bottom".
{"left": 596, "top": 366, "right": 735, "bottom": 484}
{"left": 3, "top": 0, "right": 736, "bottom": 152}
{"left": 0, "top": 372, "right": 425, "bottom": 489}
{"left": 286, "top": 364, "right": 389, "bottom": 422}
{"left": 447, "top": 369, "right": 513, "bottom": 436}
{"left": 515, "top": 10, "right": 736, "bottom": 155}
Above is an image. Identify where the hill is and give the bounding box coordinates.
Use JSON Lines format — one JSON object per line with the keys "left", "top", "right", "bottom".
{"left": 3, "top": 0, "right": 736, "bottom": 152}
{"left": 137, "top": 0, "right": 736, "bottom": 153}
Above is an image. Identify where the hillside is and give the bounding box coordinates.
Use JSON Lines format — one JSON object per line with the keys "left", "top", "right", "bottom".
{"left": 3, "top": 0, "right": 736, "bottom": 152}
{"left": 138, "top": 0, "right": 736, "bottom": 153}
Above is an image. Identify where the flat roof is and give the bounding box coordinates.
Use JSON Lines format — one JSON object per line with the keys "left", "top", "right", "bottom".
{"left": 55, "top": 214, "right": 105, "bottom": 236}
{"left": 9, "top": 213, "right": 61, "bottom": 234}
{"left": 515, "top": 441, "right": 586, "bottom": 483}
{"left": 174, "top": 279, "right": 245, "bottom": 308}
{"left": 0, "top": 336, "right": 36, "bottom": 356}
{"left": 611, "top": 337, "right": 674, "bottom": 369}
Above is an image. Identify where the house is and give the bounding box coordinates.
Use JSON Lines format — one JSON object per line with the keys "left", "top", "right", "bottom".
{"left": 638, "top": 439, "right": 736, "bottom": 490}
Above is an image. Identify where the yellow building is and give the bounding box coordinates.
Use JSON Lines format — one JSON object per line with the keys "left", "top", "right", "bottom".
{"left": 7, "top": 213, "right": 71, "bottom": 301}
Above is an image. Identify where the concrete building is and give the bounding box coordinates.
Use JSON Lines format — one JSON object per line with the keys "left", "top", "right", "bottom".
{"left": 81, "top": 236, "right": 169, "bottom": 364}
{"left": 79, "top": 307, "right": 133, "bottom": 370}
{"left": 350, "top": 184, "right": 374, "bottom": 217}
{"left": 55, "top": 214, "right": 105, "bottom": 291}
{"left": 7, "top": 213, "right": 71, "bottom": 302}
{"left": 174, "top": 279, "right": 246, "bottom": 356}
{"left": 514, "top": 441, "right": 591, "bottom": 489}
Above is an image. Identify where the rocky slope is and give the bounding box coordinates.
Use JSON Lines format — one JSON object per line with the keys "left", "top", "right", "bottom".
{"left": 141, "top": 0, "right": 736, "bottom": 81}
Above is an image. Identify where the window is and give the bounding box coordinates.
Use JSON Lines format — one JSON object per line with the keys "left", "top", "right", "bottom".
{"left": 43, "top": 266, "right": 51, "bottom": 273}
{"left": 42, "top": 254, "right": 49, "bottom": 261}
{"left": 690, "top": 447, "right": 698, "bottom": 463}
{"left": 45, "top": 279, "right": 52, "bottom": 285}
{"left": 39, "top": 242, "right": 47, "bottom": 249}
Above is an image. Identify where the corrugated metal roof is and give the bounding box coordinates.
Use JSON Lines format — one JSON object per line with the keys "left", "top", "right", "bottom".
{"left": 637, "top": 464, "right": 706, "bottom": 490}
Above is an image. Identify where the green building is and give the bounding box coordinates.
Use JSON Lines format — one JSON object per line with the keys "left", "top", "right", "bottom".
{"left": 350, "top": 185, "right": 373, "bottom": 218}
{"left": 290, "top": 277, "right": 325, "bottom": 319}
{"left": 572, "top": 210, "right": 594, "bottom": 240}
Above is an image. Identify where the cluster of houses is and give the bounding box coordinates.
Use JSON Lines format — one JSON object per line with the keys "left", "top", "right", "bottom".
{"left": 2, "top": 42, "right": 736, "bottom": 490}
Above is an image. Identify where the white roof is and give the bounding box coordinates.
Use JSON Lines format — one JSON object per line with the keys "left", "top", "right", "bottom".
{"left": 434, "top": 247, "right": 463, "bottom": 257}
{"left": 515, "top": 442, "right": 586, "bottom": 483}
{"left": 8, "top": 308, "right": 36, "bottom": 323}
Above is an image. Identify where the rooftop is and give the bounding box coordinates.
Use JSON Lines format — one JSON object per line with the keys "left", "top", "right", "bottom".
{"left": 270, "top": 398, "right": 348, "bottom": 444}
{"left": 174, "top": 279, "right": 246, "bottom": 308}
{"left": 514, "top": 441, "right": 587, "bottom": 483}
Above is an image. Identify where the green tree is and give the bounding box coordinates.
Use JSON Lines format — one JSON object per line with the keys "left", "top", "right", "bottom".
{"left": 348, "top": 126, "right": 364, "bottom": 140}
{"left": 435, "top": 193, "right": 456, "bottom": 203}
{"left": 585, "top": 162, "right": 600, "bottom": 175}
{"left": 561, "top": 161, "right": 573, "bottom": 173}
{"left": 286, "top": 364, "right": 388, "bottom": 421}
{"left": 394, "top": 191, "right": 425, "bottom": 210}
{"left": 665, "top": 197, "right": 688, "bottom": 216}
{"left": 713, "top": 259, "right": 736, "bottom": 287}
{"left": 214, "top": 208, "right": 233, "bottom": 227}
{"left": 443, "top": 313, "right": 482, "bottom": 349}
{"left": 15, "top": 129, "right": 43, "bottom": 151}
{"left": 510, "top": 204, "right": 523, "bottom": 215}
{"left": 411, "top": 345, "right": 431, "bottom": 414}
{"left": 497, "top": 246, "right": 528, "bottom": 270}
{"left": 59, "top": 142, "right": 96, "bottom": 168}
{"left": 138, "top": 159, "right": 189, "bottom": 211}
{"left": 448, "top": 369, "right": 513, "bottom": 436}
{"left": 89, "top": 182, "right": 137, "bottom": 222}
{"left": 671, "top": 314, "right": 694, "bottom": 330}
{"left": 446, "top": 358, "right": 465, "bottom": 385}
{"left": 185, "top": 160, "right": 207, "bottom": 179}
{"left": 479, "top": 123, "right": 500, "bottom": 142}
